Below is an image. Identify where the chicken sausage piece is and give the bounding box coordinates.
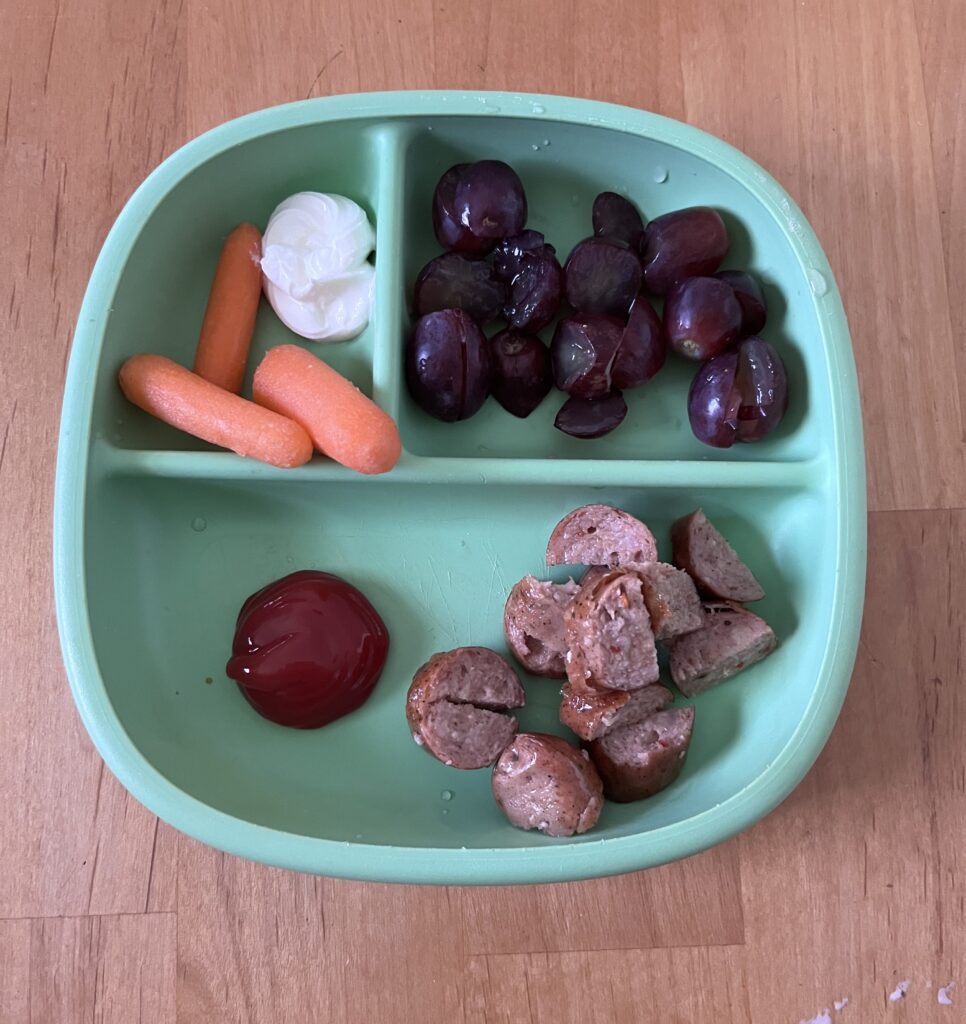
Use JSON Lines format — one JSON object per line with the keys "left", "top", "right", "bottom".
{"left": 492, "top": 732, "right": 604, "bottom": 837}
{"left": 560, "top": 681, "right": 674, "bottom": 742}
{"left": 632, "top": 561, "right": 704, "bottom": 640}
{"left": 546, "top": 504, "right": 658, "bottom": 568}
{"left": 565, "top": 570, "right": 659, "bottom": 691}
{"left": 406, "top": 647, "right": 526, "bottom": 769}
{"left": 588, "top": 707, "right": 695, "bottom": 802}
{"left": 503, "top": 575, "right": 580, "bottom": 678}
{"left": 671, "top": 509, "right": 765, "bottom": 602}
{"left": 667, "top": 602, "right": 776, "bottom": 697}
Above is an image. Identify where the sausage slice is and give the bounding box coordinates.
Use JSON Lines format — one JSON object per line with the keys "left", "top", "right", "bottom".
{"left": 560, "top": 681, "right": 674, "bottom": 742}
{"left": 632, "top": 561, "right": 704, "bottom": 640}
{"left": 565, "top": 570, "right": 659, "bottom": 691}
{"left": 503, "top": 575, "right": 580, "bottom": 678}
{"left": 492, "top": 732, "right": 604, "bottom": 836}
{"left": 667, "top": 602, "right": 776, "bottom": 697}
{"left": 671, "top": 509, "right": 765, "bottom": 602}
{"left": 546, "top": 504, "right": 658, "bottom": 568}
{"left": 588, "top": 707, "right": 695, "bottom": 802}
{"left": 406, "top": 647, "right": 526, "bottom": 769}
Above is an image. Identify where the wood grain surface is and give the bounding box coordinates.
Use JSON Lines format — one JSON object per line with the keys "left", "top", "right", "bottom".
{"left": 2, "top": 0, "right": 964, "bottom": 1020}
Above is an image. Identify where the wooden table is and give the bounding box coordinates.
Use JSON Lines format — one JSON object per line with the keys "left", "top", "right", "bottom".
{"left": 2, "top": 1, "right": 963, "bottom": 1020}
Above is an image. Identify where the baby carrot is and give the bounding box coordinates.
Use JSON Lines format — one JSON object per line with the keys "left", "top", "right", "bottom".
{"left": 119, "top": 354, "right": 313, "bottom": 469}
{"left": 192, "top": 223, "right": 263, "bottom": 394}
{"left": 253, "top": 344, "right": 401, "bottom": 475}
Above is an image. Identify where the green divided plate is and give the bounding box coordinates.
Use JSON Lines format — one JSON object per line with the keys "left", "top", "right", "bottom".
{"left": 54, "top": 91, "right": 866, "bottom": 884}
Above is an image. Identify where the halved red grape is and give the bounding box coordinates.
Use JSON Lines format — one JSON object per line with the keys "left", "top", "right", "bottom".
{"left": 489, "top": 329, "right": 552, "bottom": 418}
{"left": 504, "top": 251, "right": 563, "bottom": 332}
{"left": 563, "top": 238, "right": 643, "bottom": 317}
{"left": 551, "top": 313, "right": 624, "bottom": 398}
{"left": 554, "top": 391, "right": 627, "bottom": 439}
{"left": 664, "top": 276, "right": 742, "bottom": 361}
{"left": 406, "top": 309, "right": 491, "bottom": 422}
{"left": 433, "top": 164, "right": 494, "bottom": 254}
{"left": 592, "top": 192, "right": 645, "bottom": 248}
{"left": 715, "top": 270, "right": 767, "bottom": 335}
{"left": 452, "top": 160, "right": 527, "bottom": 245}
{"left": 640, "top": 207, "right": 729, "bottom": 295}
{"left": 613, "top": 295, "right": 666, "bottom": 389}
{"left": 413, "top": 252, "right": 506, "bottom": 323}
{"left": 688, "top": 337, "right": 788, "bottom": 447}
{"left": 492, "top": 231, "right": 553, "bottom": 281}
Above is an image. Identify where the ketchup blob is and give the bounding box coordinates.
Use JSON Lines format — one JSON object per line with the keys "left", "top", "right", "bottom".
{"left": 226, "top": 570, "right": 390, "bottom": 728}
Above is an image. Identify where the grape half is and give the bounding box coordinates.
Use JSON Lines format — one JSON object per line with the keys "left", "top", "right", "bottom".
{"left": 551, "top": 313, "right": 624, "bottom": 398}
{"left": 413, "top": 252, "right": 507, "bottom": 323}
{"left": 715, "top": 270, "right": 767, "bottom": 336}
{"left": 613, "top": 295, "right": 666, "bottom": 389}
{"left": 664, "top": 276, "right": 743, "bottom": 361}
{"left": 554, "top": 392, "right": 628, "bottom": 439}
{"left": 489, "top": 329, "right": 552, "bottom": 418}
{"left": 406, "top": 309, "right": 491, "bottom": 422}
{"left": 563, "top": 237, "right": 643, "bottom": 317}
{"left": 592, "top": 191, "right": 646, "bottom": 248}
{"left": 640, "top": 207, "right": 729, "bottom": 295}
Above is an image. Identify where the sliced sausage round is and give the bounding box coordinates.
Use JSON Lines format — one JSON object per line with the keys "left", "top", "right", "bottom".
{"left": 503, "top": 575, "right": 579, "bottom": 678}
{"left": 671, "top": 509, "right": 765, "bottom": 602}
{"left": 492, "top": 732, "right": 604, "bottom": 836}
{"left": 546, "top": 504, "right": 658, "bottom": 568}
{"left": 406, "top": 647, "right": 526, "bottom": 769}
{"left": 588, "top": 707, "right": 695, "bottom": 802}
{"left": 564, "top": 570, "right": 659, "bottom": 691}
{"left": 667, "top": 602, "right": 776, "bottom": 697}
{"left": 560, "top": 680, "right": 674, "bottom": 742}
{"left": 631, "top": 561, "right": 705, "bottom": 640}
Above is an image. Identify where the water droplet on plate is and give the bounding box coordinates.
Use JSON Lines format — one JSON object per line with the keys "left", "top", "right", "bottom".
{"left": 441, "top": 789, "right": 454, "bottom": 801}
{"left": 531, "top": 103, "right": 546, "bottom": 114}
{"left": 191, "top": 517, "right": 207, "bottom": 532}
{"left": 542, "top": 139, "right": 550, "bottom": 147}
{"left": 355, "top": 833, "right": 363, "bottom": 840}
{"left": 653, "top": 165, "right": 669, "bottom": 183}
{"left": 531, "top": 144, "right": 540, "bottom": 151}
{"left": 807, "top": 267, "right": 828, "bottom": 296}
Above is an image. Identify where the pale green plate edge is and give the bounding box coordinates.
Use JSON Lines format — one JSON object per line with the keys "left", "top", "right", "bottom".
{"left": 53, "top": 90, "right": 866, "bottom": 884}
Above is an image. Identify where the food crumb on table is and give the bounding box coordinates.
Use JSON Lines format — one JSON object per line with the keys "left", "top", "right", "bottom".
{"left": 833, "top": 997, "right": 849, "bottom": 1010}
{"left": 888, "top": 979, "right": 911, "bottom": 1002}
{"left": 798, "top": 1010, "right": 831, "bottom": 1024}
{"left": 937, "top": 981, "right": 956, "bottom": 1006}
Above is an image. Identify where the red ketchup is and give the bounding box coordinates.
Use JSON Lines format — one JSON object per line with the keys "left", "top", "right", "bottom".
{"left": 226, "top": 570, "right": 390, "bottom": 729}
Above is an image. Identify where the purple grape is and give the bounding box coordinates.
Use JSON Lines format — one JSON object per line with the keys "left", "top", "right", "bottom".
{"left": 413, "top": 253, "right": 506, "bottom": 323}
{"left": 489, "top": 329, "right": 552, "bottom": 418}
{"left": 554, "top": 391, "right": 628, "bottom": 439}
{"left": 592, "top": 192, "right": 645, "bottom": 248}
{"left": 492, "top": 231, "right": 553, "bottom": 280}
{"left": 564, "top": 238, "right": 643, "bottom": 317}
{"left": 688, "top": 337, "right": 788, "bottom": 447}
{"left": 433, "top": 164, "right": 494, "bottom": 254}
{"left": 612, "top": 296, "right": 666, "bottom": 389}
{"left": 664, "top": 276, "right": 743, "bottom": 361}
{"left": 640, "top": 207, "right": 729, "bottom": 295}
{"left": 406, "top": 310, "right": 491, "bottom": 422}
{"left": 715, "top": 270, "right": 767, "bottom": 336}
{"left": 452, "top": 160, "right": 527, "bottom": 246}
{"left": 504, "top": 251, "right": 563, "bottom": 332}
{"left": 551, "top": 313, "right": 624, "bottom": 398}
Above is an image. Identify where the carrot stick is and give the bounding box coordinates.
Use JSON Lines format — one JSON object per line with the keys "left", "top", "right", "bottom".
{"left": 253, "top": 344, "right": 401, "bottom": 475}
{"left": 119, "top": 354, "right": 313, "bottom": 469}
{"left": 192, "top": 223, "right": 263, "bottom": 394}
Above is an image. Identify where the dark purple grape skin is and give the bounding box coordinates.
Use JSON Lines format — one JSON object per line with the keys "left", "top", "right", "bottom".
{"left": 613, "top": 295, "right": 666, "bottom": 389}
{"left": 432, "top": 164, "right": 495, "bottom": 254}
{"left": 550, "top": 313, "right": 624, "bottom": 398}
{"left": 452, "top": 160, "right": 527, "bottom": 245}
{"left": 489, "top": 329, "right": 553, "bottom": 418}
{"left": 715, "top": 270, "right": 767, "bottom": 336}
{"left": 664, "top": 276, "right": 743, "bottom": 361}
{"left": 406, "top": 310, "right": 491, "bottom": 422}
{"left": 563, "top": 237, "right": 643, "bottom": 317}
{"left": 592, "top": 192, "right": 646, "bottom": 248}
{"left": 504, "top": 251, "right": 563, "bottom": 332}
{"left": 492, "top": 231, "right": 553, "bottom": 280}
{"left": 640, "top": 207, "right": 730, "bottom": 295}
{"left": 554, "top": 391, "right": 628, "bottom": 439}
{"left": 688, "top": 337, "right": 789, "bottom": 447}
{"left": 413, "top": 253, "right": 507, "bottom": 323}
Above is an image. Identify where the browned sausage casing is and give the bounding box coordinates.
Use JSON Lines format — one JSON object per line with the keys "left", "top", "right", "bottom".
{"left": 503, "top": 575, "right": 579, "bottom": 678}
{"left": 560, "top": 681, "right": 674, "bottom": 742}
{"left": 546, "top": 504, "right": 658, "bottom": 568}
{"left": 492, "top": 732, "right": 604, "bottom": 836}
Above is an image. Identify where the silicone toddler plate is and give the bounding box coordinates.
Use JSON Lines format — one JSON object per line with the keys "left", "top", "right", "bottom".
{"left": 54, "top": 91, "right": 865, "bottom": 884}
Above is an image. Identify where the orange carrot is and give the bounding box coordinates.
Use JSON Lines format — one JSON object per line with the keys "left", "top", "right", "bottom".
{"left": 119, "top": 354, "right": 313, "bottom": 469}
{"left": 192, "top": 223, "right": 263, "bottom": 394}
{"left": 253, "top": 345, "right": 401, "bottom": 475}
